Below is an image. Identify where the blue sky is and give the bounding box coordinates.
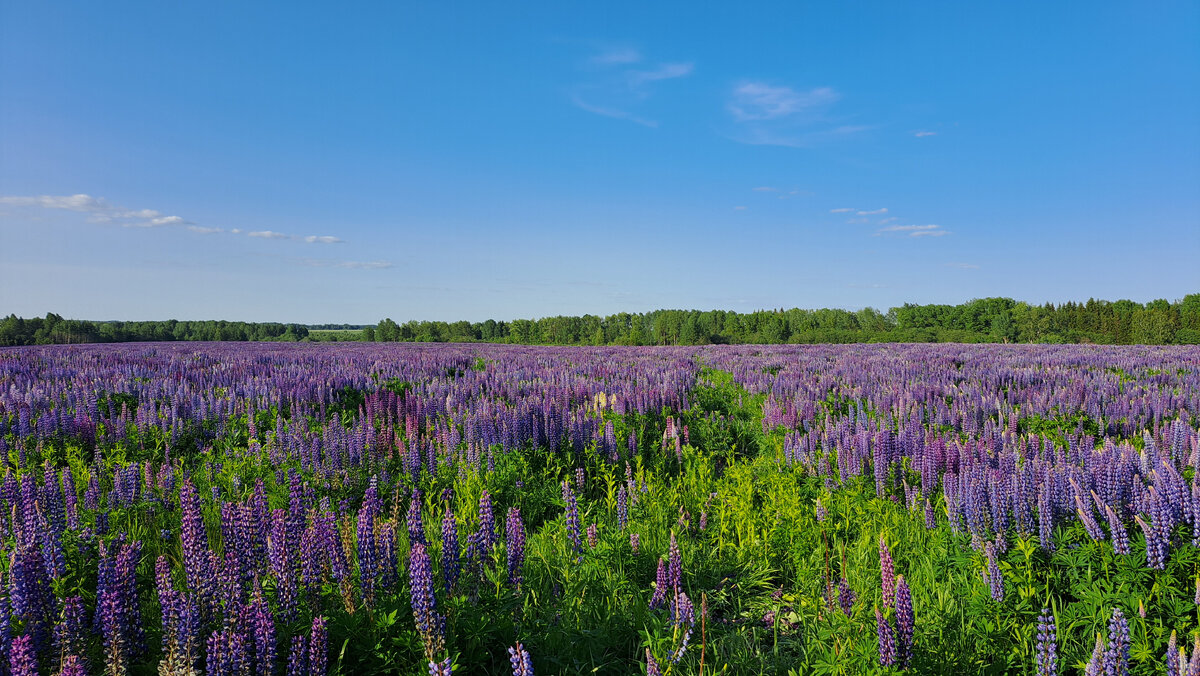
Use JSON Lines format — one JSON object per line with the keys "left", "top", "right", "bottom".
{"left": 1, "top": 2, "right": 1197, "bottom": 323}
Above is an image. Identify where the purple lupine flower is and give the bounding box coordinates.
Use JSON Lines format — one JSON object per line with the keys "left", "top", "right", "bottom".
{"left": 1085, "top": 633, "right": 1105, "bottom": 676}
{"left": 879, "top": 536, "right": 895, "bottom": 609}
{"left": 984, "top": 540, "right": 1004, "bottom": 602}
{"left": 506, "top": 507, "right": 526, "bottom": 590}
{"left": 617, "top": 484, "right": 628, "bottom": 531}
{"left": 54, "top": 595, "right": 89, "bottom": 666}
{"left": 1103, "top": 503, "right": 1130, "bottom": 556}
{"left": 1035, "top": 607, "right": 1057, "bottom": 676}
{"left": 428, "top": 657, "right": 453, "bottom": 675}
{"left": 409, "top": 543, "right": 445, "bottom": 659}
{"left": 97, "top": 538, "right": 145, "bottom": 674}
{"left": 286, "top": 634, "right": 309, "bottom": 676}
{"left": 309, "top": 616, "right": 328, "bottom": 676}
{"left": 0, "top": 584, "right": 10, "bottom": 671}
{"left": 59, "top": 654, "right": 87, "bottom": 676}
{"left": 475, "top": 490, "right": 496, "bottom": 557}
{"left": 645, "top": 648, "right": 661, "bottom": 676}
{"left": 207, "top": 628, "right": 250, "bottom": 676}
{"left": 669, "top": 591, "right": 695, "bottom": 662}
{"left": 838, "top": 578, "right": 856, "bottom": 615}
{"left": 667, "top": 532, "right": 682, "bottom": 595}
{"left": 249, "top": 584, "right": 276, "bottom": 676}
{"left": 587, "top": 523, "right": 598, "bottom": 549}
{"left": 9, "top": 634, "right": 37, "bottom": 676}
{"left": 895, "top": 575, "right": 914, "bottom": 668}
{"left": 630, "top": 532, "right": 640, "bottom": 554}
{"left": 442, "top": 506, "right": 460, "bottom": 592}
{"left": 563, "top": 482, "right": 582, "bottom": 559}
{"left": 876, "top": 606, "right": 896, "bottom": 667}
{"left": 1103, "top": 607, "right": 1128, "bottom": 676}
{"left": 649, "top": 558, "right": 668, "bottom": 610}
{"left": 815, "top": 497, "right": 826, "bottom": 522}
{"left": 1166, "top": 631, "right": 1179, "bottom": 676}
{"left": 408, "top": 490, "right": 426, "bottom": 546}
{"left": 508, "top": 642, "right": 533, "bottom": 676}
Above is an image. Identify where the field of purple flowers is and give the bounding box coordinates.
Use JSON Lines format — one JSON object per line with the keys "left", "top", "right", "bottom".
{"left": 0, "top": 342, "right": 1197, "bottom": 675}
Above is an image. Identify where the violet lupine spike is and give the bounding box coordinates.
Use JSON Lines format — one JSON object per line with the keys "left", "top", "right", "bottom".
{"left": 1035, "top": 607, "right": 1057, "bottom": 676}
{"left": 667, "top": 532, "right": 682, "bottom": 595}
{"left": 1167, "top": 631, "right": 1179, "bottom": 676}
{"left": 286, "top": 634, "right": 309, "bottom": 676}
{"left": 645, "top": 649, "right": 661, "bottom": 676}
{"left": 1085, "top": 633, "right": 1106, "bottom": 676}
{"left": 59, "top": 654, "right": 87, "bottom": 676}
{"left": 508, "top": 642, "right": 533, "bottom": 676}
{"left": 894, "top": 575, "right": 914, "bottom": 668}
{"left": 879, "top": 535, "right": 895, "bottom": 609}
{"left": 1102, "top": 607, "right": 1129, "bottom": 676}
{"left": 668, "top": 590, "right": 695, "bottom": 663}
{"left": 409, "top": 542, "right": 445, "bottom": 660}
{"left": 875, "top": 606, "right": 896, "bottom": 667}
{"left": 309, "top": 616, "right": 328, "bottom": 676}
{"left": 587, "top": 523, "right": 598, "bottom": 549}
{"left": 630, "top": 532, "right": 640, "bottom": 554}
{"left": 562, "top": 482, "right": 582, "bottom": 559}
{"left": 408, "top": 490, "right": 426, "bottom": 546}
{"left": 506, "top": 507, "right": 526, "bottom": 590}
{"left": 649, "top": 558, "right": 668, "bottom": 610}
{"left": 207, "top": 628, "right": 251, "bottom": 676}
{"left": 984, "top": 540, "right": 1004, "bottom": 603}
{"left": 617, "top": 484, "right": 628, "bottom": 531}
{"left": 441, "top": 506, "right": 460, "bottom": 593}
{"left": 249, "top": 584, "right": 276, "bottom": 676}
{"left": 837, "top": 578, "right": 856, "bottom": 615}
{"left": 9, "top": 634, "right": 37, "bottom": 676}
{"left": 428, "top": 657, "right": 453, "bottom": 675}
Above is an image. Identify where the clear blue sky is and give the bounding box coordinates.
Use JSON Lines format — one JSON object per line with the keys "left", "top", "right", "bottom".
{"left": 1, "top": 2, "right": 1197, "bottom": 323}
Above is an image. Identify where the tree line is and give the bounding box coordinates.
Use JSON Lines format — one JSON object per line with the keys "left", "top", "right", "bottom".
{"left": 367, "top": 295, "right": 1200, "bottom": 346}
{"left": 3, "top": 295, "right": 1196, "bottom": 347}
{"left": 0, "top": 314, "right": 308, "bottom": 346}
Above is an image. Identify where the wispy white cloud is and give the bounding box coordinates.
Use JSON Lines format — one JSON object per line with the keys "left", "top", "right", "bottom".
{"left": 571, "top": 46, "right": 692, "bottom": 127}
{"left": 878, "top": 217, "right": 899, "bottom": 224}
{"left": 248, "top": 230, "right": 289, "bottom": 240}
{"left": 569, "top": 94, "right": 658, "bottom": 127}
{"left": 304, "top": 235, "right": 344, "bottom": 244}
{"left": 945, "top": 262, "right": 980, "bottom": 269}
{"left": 590, "top": 46, "right": 641, "bottom": 65}
{"left": 302, "top": 259, "right": 393, "bottom": 270}
{"left": 187, "top": 226, "right": 223, "bottom": 235}
{"left": 857, "top": 208, "right": 887, "bottom": 216}
{"left": 913, "top": 130, "right": 937, "bottom": 137}
{"left": 830, "top": 207, "right": 855, "bottom": 213}
{"left": 0, "top": 193, "right": 191, "bottom": 228}
{"left": 728, "top": 83, "right": 838, "bottom": 121}
{"left": 876, "top": 224, "right": 950, "bottom": 237}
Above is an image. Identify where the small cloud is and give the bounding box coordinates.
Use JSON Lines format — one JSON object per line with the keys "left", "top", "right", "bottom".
{"left": 590, "top": 47, "right": 641, "bottom": 65}
{"left": 231, "top": 228, "right": 242, "bottom": 234}
{"left": 248, "top": 230, "right": 289, "bottom": 240}
{"left": 569, "top": 94, "right": 658, "bottom": 127}
{"left": 304, "top": 235, "right": 344, "bottom": 244}
{"left": 148, "top": 215, "right": 187, "bottom": 226}
{"left": 0, "top": 194, "right": 108, "bottom": 211}
{"left": 913, "top": 130, "right": 937, "bottom": 137}
{"left": 829, "top": 208, "right": 855, "bottom": 213}
{"left": 629, "top": 62, "right": 693, "bottom": 86}
{"left": 733, "top": 206, "right": 747, "bottom": 211}
{"left": 303, "top": 259, "right": 393, "bottom": 270}
{"left": 728, "top": 83, "right": 838, "bottom": 121}
{"left": 876, "top": 224, "right": 950, "bottom": 238}
{"left": 945, "top": 262, "right": 980, "bottom": 269}
{"left": 857, "top": 208, "right": 887, "bottom": 215}
{"left": 187, "top": 226, "right": 223, "bottom": 234}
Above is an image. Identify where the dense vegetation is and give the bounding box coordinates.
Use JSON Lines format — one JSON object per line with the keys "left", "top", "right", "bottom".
{"left": 369, "top": 295, "right": 1200, "bottom": 346}
{"left": 0, "top": 342, "right": 1197, "bottom": 675}
{"left": 0, "top": 314, "right": 309, "bottom": 346}
{"left": 4, "top": 295, "right": 1197, "bottom": 347}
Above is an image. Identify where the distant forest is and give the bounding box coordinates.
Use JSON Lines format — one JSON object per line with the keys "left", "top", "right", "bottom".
{"left": 2, "top": 295, "right": 1197, "bottom": 347}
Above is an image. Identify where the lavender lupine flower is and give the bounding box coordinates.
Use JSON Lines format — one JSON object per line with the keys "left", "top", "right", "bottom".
{"left": 508, "top": 642, "right": 533, "bottom": 676}
{"left": 409, "top": 543, "right": 445, "bottom": 660}
{"left": 475, "top": 490, "right": 496, "bottom": 557}
{"left": 667, "top": 532, "right": 682, "bottom": 595}
{"left": 649, "top": 558, "right": 668, "bottom": 610}
{"left": 408, "top": 491, "right": 426, "bottom": 546}
{"left": 876, "top": 606, "right": 897, "bottom": 667}
{"left": 428, "top": 657, "right": 453, "bottom": 675}
{"left": 1166, "top": 631, "right": 1179, "bottom": 676}
{"left": 645, "top": 649, "right": 661, "bottom": 676}
{"left": 630, "top": 533, "right": 640, "bottom": 554}
{"left": 207, "top": 628, "right": 250, "bottom": 676}
{"left": 1103, "top": 503, "right": 1131, "bottom": 556}
{"left": 895, "top": 575, "right": 914, "bottom": 668}
{"left": 879, "top": 536, "right": 895, "bottom": 609}
{"left": 54, "top": 595, "right": 89, "bottom": 666}
{"left": 286, "top": 634, "right": 309, "bottom": 676}
{"left": 9, "top": 634, "right": 37, "bottom": 676}
{"left": 984, "top": 541, "right": 1004, "bottom": 602}
{"left": 1086, "top": 633, "right": 1106, "bottom": 676}
{"left": 1035, "top": 607, "right": 1057, "bottom": 676}
{"left": 249, "top": 584, "right": 276, "bottom": 676}
{"left": 1134, "top": 514, "right": 1167, "bottom": 570}
{"left": 563, "top": 482, "right": 582, "bottom": 559}
{"left": 815, "top": 498, "right": 826, "bottom": 522}
{"left": 506, "top": 507, "right": 526, "bottom": 590}
{"left": 0, "top": 584, "right": 10, "bottom": 671}
{"left": 587, "top": 523, "right": 598, "bottom": 549}
{"left": 617, "top": 484, "right": 628, "bottom": 531}
{"left": 441, "top": 506, "right": 460, "bottom": 592}
{"left": 59, "top": 654, "right": 87, "bottom": 676}
{"left": 309, "top": 616, "right": 328, "bottom": 676}
{"left": 1103, "top": 607, "right": 1129, "bottom": 676}
{"left": 97, "top": 539, "right": 145, "bottom": 674}
{"left": 669, "top": 591, "right": 695, "bottom": 662}
{"left": 838, "top": 578, "right": 857, "bottom": 615}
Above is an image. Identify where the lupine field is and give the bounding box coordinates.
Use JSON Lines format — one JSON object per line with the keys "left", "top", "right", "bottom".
{"left": 0, "top": 343, "right": 1199, "bottom": 675}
